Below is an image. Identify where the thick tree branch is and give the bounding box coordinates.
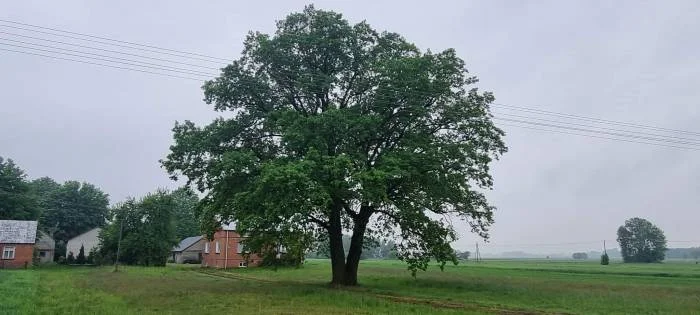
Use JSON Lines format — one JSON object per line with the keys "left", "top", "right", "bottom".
{"left": 339, "top": 71, "right": 359, "bottom": 109}
{"left": 306, "top": 214, "right": 329, "bottom": 229}
{"left": 342, "top": 201, "right": 359, "bottom": 220}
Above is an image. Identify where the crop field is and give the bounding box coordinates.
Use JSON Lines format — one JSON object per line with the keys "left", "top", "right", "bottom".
{"left": 2, "top": 259, "right": 700, "bottom": 314}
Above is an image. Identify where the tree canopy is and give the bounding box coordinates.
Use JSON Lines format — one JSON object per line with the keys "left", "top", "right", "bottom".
{"left": 0, "top": 156, "right": 40, "bottom": 220}
{"left": 98, "top": 190, "right": 178, "bottom": 266}
{"left": 163, "top": 6, "right": 506, "bottom": 285}
{"left": 617, "top": 217, "right": 667, "bottom": 263}
{"left": 170, "top": 187, "right": 201, "bottom": 241}
{"left": 38, "top": 180, "right": 109, "bottom": 257}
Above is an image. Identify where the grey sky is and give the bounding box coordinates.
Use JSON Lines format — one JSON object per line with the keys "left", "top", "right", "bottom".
{"left": 1, "top": 1, "right": 698, "bottom": 254}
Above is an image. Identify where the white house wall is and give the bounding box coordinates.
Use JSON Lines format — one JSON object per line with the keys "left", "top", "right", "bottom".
{"left": 66, "top": 228, "right": 101, "bottom": 257}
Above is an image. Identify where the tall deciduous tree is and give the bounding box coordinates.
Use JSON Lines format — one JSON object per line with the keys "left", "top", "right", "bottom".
{"left": 163, "top": 6, "right": 506, "bottom": 285}
{"left": 617, "top": 217, "right": 667, "bottom": 263}
{"left": 170, "top": 187, "right": 200, "bottom": 240}
{"left": 39, "top": 180, "right": 110, "bottom": 259}
{"left": 0, "top": 157, "right": 40, "bottom": 220}
{"left": 98, "top": 190, "right": 178, "bottom": 266}
{"left": 31, "top": 177, "right": 61, "bottom": 233}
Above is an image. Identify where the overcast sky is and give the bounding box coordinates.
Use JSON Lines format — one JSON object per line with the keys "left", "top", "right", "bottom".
{"left": 2, "top": 1, "right": 698, "bottom": 255}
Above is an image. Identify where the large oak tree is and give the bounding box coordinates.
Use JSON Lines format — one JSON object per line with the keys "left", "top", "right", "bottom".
{"left": 163, "top": 6, "right": 506, "bottom": 285}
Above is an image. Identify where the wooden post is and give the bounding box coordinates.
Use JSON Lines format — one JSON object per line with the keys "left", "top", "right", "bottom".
{"left": 224, "top": 230, "right": 229, "bottom": 269}
{"left": 113, "top": 218, "right": 123, "bottom": 272}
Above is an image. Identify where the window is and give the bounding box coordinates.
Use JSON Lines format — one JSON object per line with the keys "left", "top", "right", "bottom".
{"left": 204, "top": 242, "right": 209, "bottom": 254}
{"left": 215, "top": 241, "right": 220, "bottom": 254}
{"left": 2, "top": 246, "right": 15, "bottom": 259}
{"left": 239, "top": 261, "right": 247, "bottom": 268}
{"left": 39, "top": 251, "right": 47, "bottom": 257}
{"left": 236, "top": 242, "right": 244, "bottom": 254}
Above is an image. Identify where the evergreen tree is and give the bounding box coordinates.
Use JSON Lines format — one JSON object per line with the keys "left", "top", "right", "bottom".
{"left": 76, "top": 245, "right": 86, "bottom": 264}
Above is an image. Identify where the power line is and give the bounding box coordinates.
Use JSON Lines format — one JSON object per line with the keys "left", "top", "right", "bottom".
{"left": 492, "top": 103, "right": 700, "bottom": 137}
{"left": 0, "top": 24, "right": 227, "bottom": 64}
{"left": 0, "top": 47, "right": 202, "bottom": 81}
{"left": 0, "top": 30, "right": 219, "bottom": 70}
{"left": 493, "top": 111, "right": 700, "bottom": 143}
{"left": 494, "top": 117, "right": 700, "bottom": 147}
{"left": 4, "top": 44, "right": 697, "bottom": 151}
{"left": 1, "top": 20, "right": 698, "bottom": 150}
{"left": 0, "top": 38, "right": 218, "bottom": 77}
{"left": 0, "top": 19, "right": 230, "bottom": 62}
{"left": 498, "top": 123, "right": 700, "bottom": 151}
{"left": 0, "top": 42, "right": 212, "bottom": 78}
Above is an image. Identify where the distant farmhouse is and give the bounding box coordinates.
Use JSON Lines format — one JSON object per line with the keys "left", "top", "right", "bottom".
{"left": 201, "top": 225, "right": 261, "bottom": 268}
{"left": 66, "top": 227, "right": 101, "bottom": 258}
{"left": 0, "top": 220, "right": 38, "bottom": 268}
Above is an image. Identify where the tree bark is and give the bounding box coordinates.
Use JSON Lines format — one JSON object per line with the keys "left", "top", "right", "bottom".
{"left": 343, "top": 204, "right": 372, "bottom": 286}
{"left": 328, "top": 201, "right": 346, "bottom": 286}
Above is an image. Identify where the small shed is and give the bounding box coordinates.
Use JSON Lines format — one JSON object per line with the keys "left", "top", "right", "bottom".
{"left": 172, "top": 236, "right": 205, "bottom": 264}
{"left": 36, "top": 231, "right": 55, "bottom": 263}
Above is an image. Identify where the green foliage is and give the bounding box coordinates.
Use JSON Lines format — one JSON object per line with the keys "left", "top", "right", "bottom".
{"left": 456, "top": 250, "right": 471, "bottom": 260}
{"left": 76, "top": 245, "right": 86, "bottom": 264}
{"left": 32, "top": 247, "right": 41, "bottom": 266}
{"left": 600, "top": 253, "right": 610, "bottom": 265}
{"left": 0, "top": 157, "right": 40, "bottom": 220}
{"left": 97, "top": 190, "right": 178, "bottom": 266}
{"left": 243, "top": 216, "right": 316, "bottom": 268}
{"left": 617, "top": 217, "right": 667, "bottom": 263}
{"left": 162, "top": 6, "right": 506, "bottom": 284}
{"left": 30, "top": 177, "right": 60, "bottom": 218}
{"left": 67, "top": 252, "right": 75, "bottom": 264}
{"left": 666, "top": 247, "right": 700, "bottom": 259}
{"left": 35, "top": 179, "right": 109, "bottom": 261}
{"left": 87, "top": 247, "right": 97, "bottom": 265}
{"left": 170, "top": 187, "right": 200, "bottom": 240}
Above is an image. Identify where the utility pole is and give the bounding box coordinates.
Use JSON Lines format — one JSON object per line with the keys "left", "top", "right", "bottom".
{"left": 113, "top": 218, "right": 123, "bottom": 272}
{"left": 475, "top": 242, "right": 481, "bottom": 263}
{"left": 603, "top": 240, "right": 607, "bottom": 255}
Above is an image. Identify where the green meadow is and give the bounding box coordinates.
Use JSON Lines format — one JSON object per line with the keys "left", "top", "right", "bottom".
{"left": 2, "top": 259, "right": 699, "bottom": 314}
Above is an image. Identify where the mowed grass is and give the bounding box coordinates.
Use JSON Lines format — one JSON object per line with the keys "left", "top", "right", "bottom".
{"left": 1, "top": 259, "right": 700, "bottom": 314}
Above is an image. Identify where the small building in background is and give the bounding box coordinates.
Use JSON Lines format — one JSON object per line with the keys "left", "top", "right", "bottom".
{"left": 201, "top": 224, "right": 261, "bottom": 269}
{"left": 0, "top": 220, "right": 37, "bottom": 269}
{"left": 36, "top": 231, "right": 55, "bottom": 263}
{"left": 66, "top": 227, "right": 101, "bottom": 258}
{"left": 171, "top": 236, "right": 205, "bottom": 264}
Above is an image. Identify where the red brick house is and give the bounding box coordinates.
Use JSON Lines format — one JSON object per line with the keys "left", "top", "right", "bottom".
{"left": 201, "top": 224, "right": 261, "bottom": 269}
{"left": 0, "top": 220, "right": 38, "bottom": 269}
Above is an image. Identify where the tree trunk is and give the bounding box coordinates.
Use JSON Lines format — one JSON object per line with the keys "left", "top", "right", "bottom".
{"left": 343, "top": 205, "right": 372, "bottom": 286}
{"left": 343, "top": 227, "right": 365, "bottom": 285}
{"left": 328, "top": 201, "right": 346, "bottom": 286}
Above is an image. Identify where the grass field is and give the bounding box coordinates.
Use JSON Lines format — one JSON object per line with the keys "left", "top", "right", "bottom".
{"left": 2, "top": 259, "right": 700, "bottom": 314}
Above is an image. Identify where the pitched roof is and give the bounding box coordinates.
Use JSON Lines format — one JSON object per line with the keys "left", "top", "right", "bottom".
{"left": 0, "top": 220, "right": 38, "bottom": 244}
{"left": 67, "top": 227, "right": 101, "bottom": 242}
{"left": 172, "top": 236, "right": 203, "bottom": 252}
{"left": 36, "top": 231, "right": 55, "bottom": 250}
